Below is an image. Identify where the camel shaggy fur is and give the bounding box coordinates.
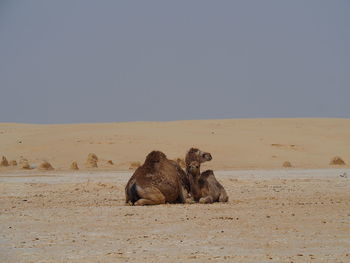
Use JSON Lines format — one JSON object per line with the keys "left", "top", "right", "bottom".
{"left": 186, "top": 161, "right": 202, "bottom": 202}
{"left": 125, "top": 151, "right": 191, "bottom": 205}
{"left": 187, "top": 161, "right": 228, "bottom": 204}
{"left": 175, "top": 147, "right": 213, "bottom": 201}
{"left": 125, "top": 148, "right": 212, "bottom": 205}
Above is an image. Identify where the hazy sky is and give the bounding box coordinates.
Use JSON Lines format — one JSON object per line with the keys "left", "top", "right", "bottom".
{"left": 0, "top": 1, "right": 349, "bottom": 123}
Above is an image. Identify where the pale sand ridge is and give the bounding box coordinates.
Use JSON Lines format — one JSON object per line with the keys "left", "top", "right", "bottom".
{"left": 0, "top": 118, "right": 349, "bottom": 171}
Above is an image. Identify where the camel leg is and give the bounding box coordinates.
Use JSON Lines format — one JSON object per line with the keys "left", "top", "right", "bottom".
{"left": 134, "top": 186, "right": 166, "bottom": 206}
{"left": 135, "top": 198, "right": 164, "bottom": 206}
{"left": 199, "top": 195, "right": 214, "bottom": 204}
{"left": 178, "top": 184, "right": 195, "bottom": 204}
{"left": 185, "top": 196, "right": 195, "bottom": 204}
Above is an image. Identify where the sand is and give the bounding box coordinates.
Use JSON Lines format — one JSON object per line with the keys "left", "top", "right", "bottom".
{"left": 1, "top": 118, "right": 350, "bottom": 262}
{"left": 0, "top": 169, "right": 349, "bottom": 262}
{"left": 0, "top": 118, "right": 349, "bottom": 171}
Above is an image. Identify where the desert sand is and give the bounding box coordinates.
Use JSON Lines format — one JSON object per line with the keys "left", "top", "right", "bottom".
{"left": 0, "top": 118, "right": 349, "bottom": 171}
{"left": 1, "top": 119, "right": 350, "bottom": 262}
{"left": 1, "top": 169, "right": 349, "bottom": 262}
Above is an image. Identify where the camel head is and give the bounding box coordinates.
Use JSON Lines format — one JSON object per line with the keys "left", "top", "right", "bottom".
{"left": 185, "top": 148, "right": 212, "bottom": 166}
{"left": 188, "top": 161, "right": 200, "bottom": 175}
{"left": 199, "top": 150, "right": 212, "bottom": 163}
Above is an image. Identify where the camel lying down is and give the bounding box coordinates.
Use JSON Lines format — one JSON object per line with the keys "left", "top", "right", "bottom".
{"left": 198, "top": 169, "right": 228, "bottom": 203}
{"left": 125, "top": 148, "right": 212, "bottom": 206}
{"left": 125, "top": 151, "right": 186, "bottom": 205}
{"left": 188, "top": 161, "right": 228, "bottom": 204}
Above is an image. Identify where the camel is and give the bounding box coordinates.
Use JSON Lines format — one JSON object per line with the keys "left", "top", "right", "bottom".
{"left": 199, "top": 170, "right": 229, "bottom": 203}
{"left": 187, "top": 161, "right": 228, "bottom": 204}
{"left": 125, "top": 147, "right": 212, "bottom": 205}
{"left": 174, "top": 147, "right": 213, "bottom": 200}
{"left": 125, "top": 151, "right": 190, "bottom": 205}
{"left": 186, "top": 161, "right": 202, "bottom": 202}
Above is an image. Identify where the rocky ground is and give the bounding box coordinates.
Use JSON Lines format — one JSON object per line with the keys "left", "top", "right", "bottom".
{"left": 1, "top": 169, "right": 349, "bottom": 262}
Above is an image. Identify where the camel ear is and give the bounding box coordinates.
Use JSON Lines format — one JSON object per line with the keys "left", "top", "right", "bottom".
{"left": 188, "top": 148, "right": 199, "bottom": 154}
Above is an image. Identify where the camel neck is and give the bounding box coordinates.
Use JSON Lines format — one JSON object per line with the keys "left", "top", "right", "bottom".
{"left": 188, "top": 172, "right": 201, "bottom": 201}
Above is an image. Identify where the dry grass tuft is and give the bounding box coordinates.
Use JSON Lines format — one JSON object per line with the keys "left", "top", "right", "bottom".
{"left": 330, "top": 156, "right": 345, "bottom": 165}
{"left": 70, "top": 161, "right": 79, "bottom": 170}
{"left": 9, "top": 160, "right": 17, "bottom": 166}
{"left": 86, "top": 153, "right": 98, "bottom": 168}
{"left": 282, "top": 161, "right": 293, "bottom": 168}
{"left": 21, "top": 161, "right": 31, "bottom": 170}
{"left": 39, "top": 161, "right": 54, "bottom": 170}
{"left": 0, "top": 156, "right": 9, "bottom": 167}
{"left": 129, "top": 161, "right": 141, "bottom": 170}
{"left": 87, "top": 153, "right": 98, "bottom": 161}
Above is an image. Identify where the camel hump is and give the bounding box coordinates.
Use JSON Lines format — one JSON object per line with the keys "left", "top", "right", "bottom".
{"left": 201, "top": 170, "right": 214, "bottom": 177}
{"left": 145, "top": 151, "right": 167, "bottom": 164}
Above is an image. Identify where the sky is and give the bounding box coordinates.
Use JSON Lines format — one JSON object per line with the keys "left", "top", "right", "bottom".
{"left": 0, "top": 0, "right": 349, "bottom": 123}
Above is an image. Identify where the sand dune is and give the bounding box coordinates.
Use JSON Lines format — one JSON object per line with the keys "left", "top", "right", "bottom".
{"left": 1, "top": 119, "right": 350, "bottom": 262}
{"left": 0, "top": 118, "right": 349, "bottom": 171}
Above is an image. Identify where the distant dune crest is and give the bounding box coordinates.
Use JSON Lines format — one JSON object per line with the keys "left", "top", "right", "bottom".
{"left": 0, "top": 119, "right": 349, "bottom": 171}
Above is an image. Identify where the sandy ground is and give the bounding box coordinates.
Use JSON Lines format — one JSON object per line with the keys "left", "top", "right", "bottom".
{"left": 1, "top": 169, "right": 349, "bottom": 263}
{"left": 1, "top": 119, "right": 349, "bottom": 262}
{"left": 0, "top": 119, "right": 349, "bottom": 171}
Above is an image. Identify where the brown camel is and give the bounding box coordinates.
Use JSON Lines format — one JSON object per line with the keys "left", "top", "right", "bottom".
{"left": 187, "top": 161, "right": 228, "bottom": 204}
{"left": 125, "top": 151, "right": 190, "bottom": 205}
{"left": 186, "top": 161, "right": 202, "bottom": 202}
{"left": 175, "top": 147, "right": 213, "bottom": 200}
{"left": 125, "top": 147, "right": 212, "bottom": 205}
